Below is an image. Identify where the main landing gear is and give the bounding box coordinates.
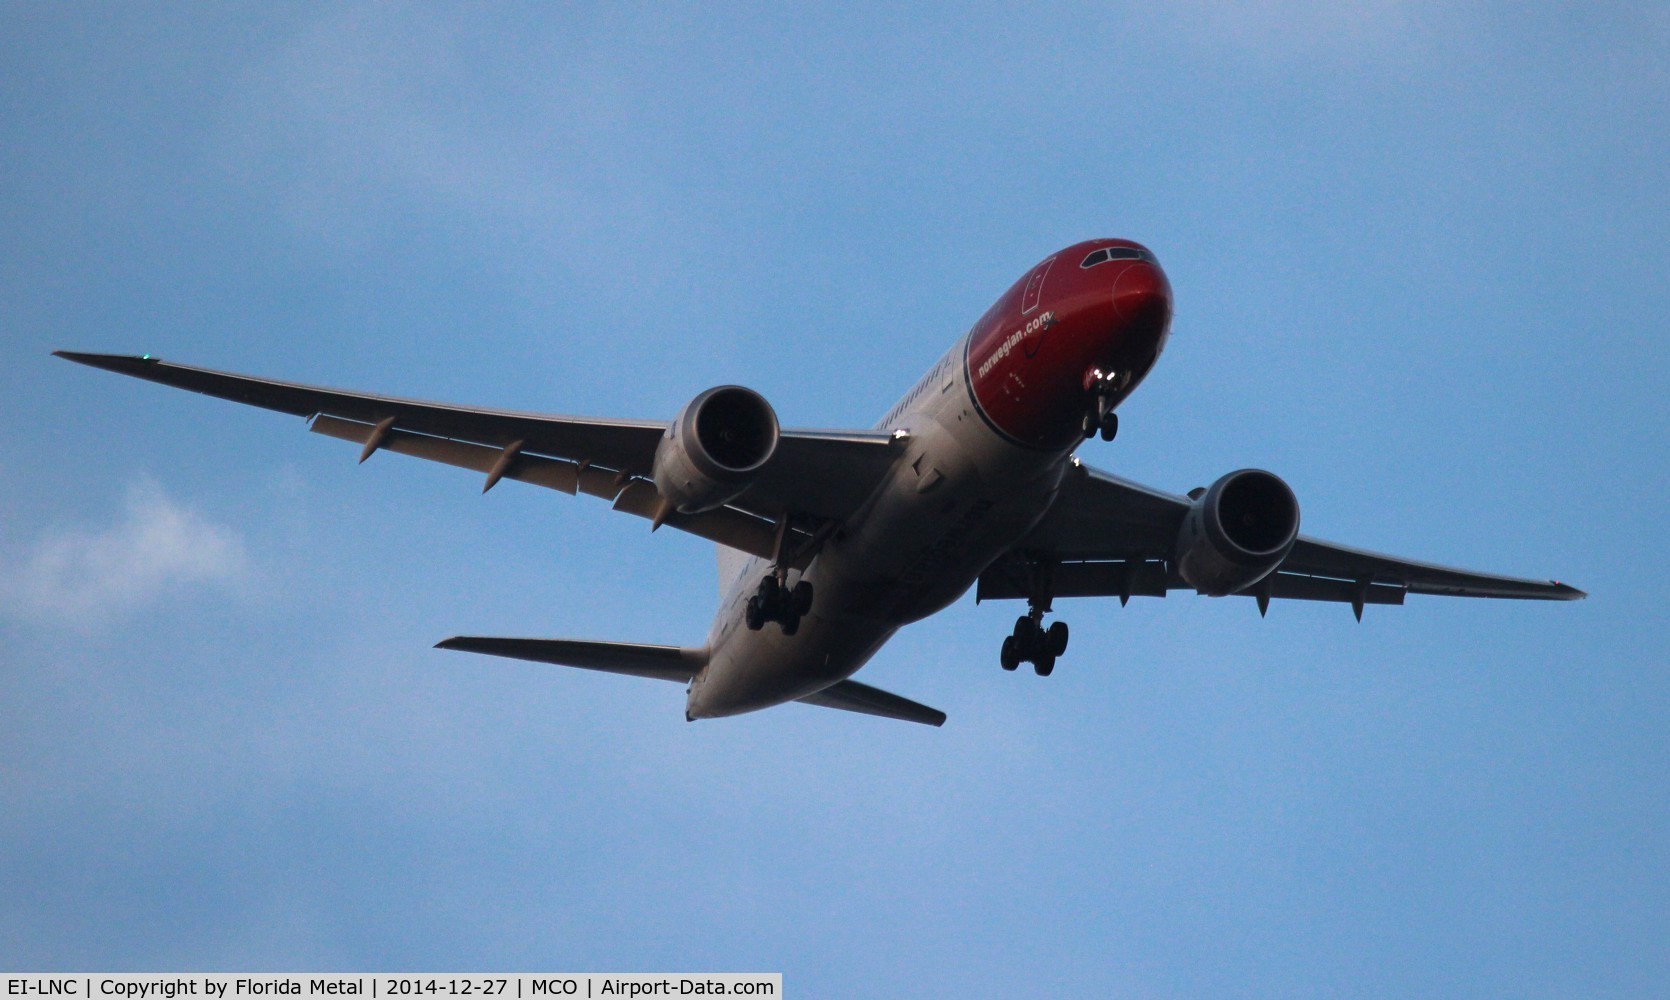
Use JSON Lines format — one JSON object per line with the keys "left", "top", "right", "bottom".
{"left": 745, "top": 575, "right": 814, "bottom": 635}
{"left": 744, "top": 513, "right": 822, "bottom": 636}
{"left": 1001, "top": 612, "right": 1069, "bottom": 676}
{"left": 998, "top": 558, "right": 1070, "bottom": 676}
{"left": 1080, "top": 368, "right": 1122, "bottom": 442}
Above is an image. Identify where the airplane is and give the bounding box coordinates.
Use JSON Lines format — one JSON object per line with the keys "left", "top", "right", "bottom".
{"left": 55, "top": 238, "right": 1583, "bottom": 727}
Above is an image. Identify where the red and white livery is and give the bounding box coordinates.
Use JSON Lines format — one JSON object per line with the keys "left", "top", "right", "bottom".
{"left": 57, "top": 239, "right": 1582, "bottom": 726}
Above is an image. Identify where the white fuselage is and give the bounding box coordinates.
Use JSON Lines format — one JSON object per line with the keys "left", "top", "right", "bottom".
{"left": 685, "top": 336, "right": 1072, "bottom": 719}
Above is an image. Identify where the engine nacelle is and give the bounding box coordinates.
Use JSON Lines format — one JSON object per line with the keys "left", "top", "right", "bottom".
{"left": 1174, "top": 469, "right": 1300, "bottom": 596}
{"left": 652, "top": 385, "right": 780, "bottom": 513}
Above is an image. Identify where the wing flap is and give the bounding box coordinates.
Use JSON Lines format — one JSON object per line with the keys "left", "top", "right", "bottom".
{"left": 320, "top": 410, "right": 794, "bottom": 560}
{"left": 434, "top": 636, "right": 706, "bottom": 682}
{"left": 796, "top": 679, "right": 947, "bottom": 727}
{"left": 976, "top": 558, "right": 1409, "bottom": 606}
{"left": 1283, "top": 536, "right": 1585, "bottom": 600}
{"left": 312, "top": 414, "right": 790, "bottom": 560}
{"left": 610, "top": 480, "right": 805, "bottom": 565}
{"left": 978, "top": 556, "right": 1565, "bottom": 606}
{"left": 1266, "top": 572, "right": 1407, "bottom": 606}
{"left": 978, "top": 559, "right": 1170, "bottom": 602}
{"left": 311, "top": 413, "right": 580, "bottom": 493}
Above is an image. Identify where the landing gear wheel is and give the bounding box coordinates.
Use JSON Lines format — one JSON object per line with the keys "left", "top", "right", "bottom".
{"left": 1014, "top": 616, "right": 1037, "bottom": 642}
{"left": 1000, "top": 635, "right": 1020, "bottom": 671}
{"left": 1033, "top": 654, "right": 1056, "bottom": 677}
{"left": 1081, "top": 412, "right": 1098, "bottom": 439}
{"left": 1047, "top": 620, "right": 1069, "bottom": 657}
{"left": 750, "top": 574, "right": 806, "bottom": 632}
{"left": 1099, "top": 411, "right": 1119, "bottom": 441}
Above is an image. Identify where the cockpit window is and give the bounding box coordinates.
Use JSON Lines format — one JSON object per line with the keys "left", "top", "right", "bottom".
{"left": 1081, "top": 246, "right": 1158, "bottom": 268}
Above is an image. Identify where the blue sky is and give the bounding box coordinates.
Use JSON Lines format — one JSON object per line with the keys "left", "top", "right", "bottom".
{"left": 2, "top": 3, "right": 1666, "bottom": 994}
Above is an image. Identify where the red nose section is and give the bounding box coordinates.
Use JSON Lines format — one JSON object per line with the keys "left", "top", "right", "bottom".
{"left": 1112, "top": 260, "right": 1171, "bottom": 331}
{"left": 964, "top": 241, "right": 1173, "bottom": 451}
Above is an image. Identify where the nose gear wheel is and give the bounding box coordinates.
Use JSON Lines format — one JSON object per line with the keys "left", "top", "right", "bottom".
{"left": 1081, "top": 369, "right": 1123, "bottom": 441}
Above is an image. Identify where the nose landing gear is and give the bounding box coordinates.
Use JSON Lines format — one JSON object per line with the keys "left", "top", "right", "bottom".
{"left": 1080, "top": 409, "right": 1118, "bottom": 441}
{"left": 1081, "top": 368, "right": 1123, "bottom": 441}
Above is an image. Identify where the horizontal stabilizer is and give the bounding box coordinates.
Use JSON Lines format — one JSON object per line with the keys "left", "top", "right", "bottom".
{"left": 797, "top": 679, "right": 946, "bottom": 727}
{"left": 435, "top": 636, "right": 705, "bottom": 683}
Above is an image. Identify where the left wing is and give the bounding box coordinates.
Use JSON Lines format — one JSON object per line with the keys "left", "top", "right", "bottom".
{"left": 54, "top": 351, "right": 903, "bottom": 563}
{"left": 979, "top": 459, "right": 1584, "bottom": 613}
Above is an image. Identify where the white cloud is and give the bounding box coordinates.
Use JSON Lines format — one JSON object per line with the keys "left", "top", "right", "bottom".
{"left": 1, "top": 481, "right": 247, "bottom": 627}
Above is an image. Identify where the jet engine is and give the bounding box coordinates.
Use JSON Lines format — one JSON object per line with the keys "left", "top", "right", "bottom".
{"left": 652, "top": 385, "right": 780, "bottom": 513}
{"left": 1174, "top": 469, "right": 1300, "bottom": 596}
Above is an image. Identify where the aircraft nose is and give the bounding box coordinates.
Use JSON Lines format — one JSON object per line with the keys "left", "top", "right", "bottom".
{"left": 1111, "top": 260, "right": 1172, "bottom": 334}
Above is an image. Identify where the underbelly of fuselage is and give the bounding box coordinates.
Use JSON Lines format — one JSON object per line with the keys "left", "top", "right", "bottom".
{"left": 687, "top": 405, "right": 1068, "bottom": 719}
{"left": 818, "top": 455, "right": 1061, "bottom": 624}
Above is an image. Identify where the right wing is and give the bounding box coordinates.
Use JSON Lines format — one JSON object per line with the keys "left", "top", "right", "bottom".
{"left": 796, "top": 679, "right": 947, "bottom": 727}
{"left": 55, "top": 351, "right": 904, "bottom": 563}
{"left": 981, "top": 460, "right": 1584, "bottom": 612}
